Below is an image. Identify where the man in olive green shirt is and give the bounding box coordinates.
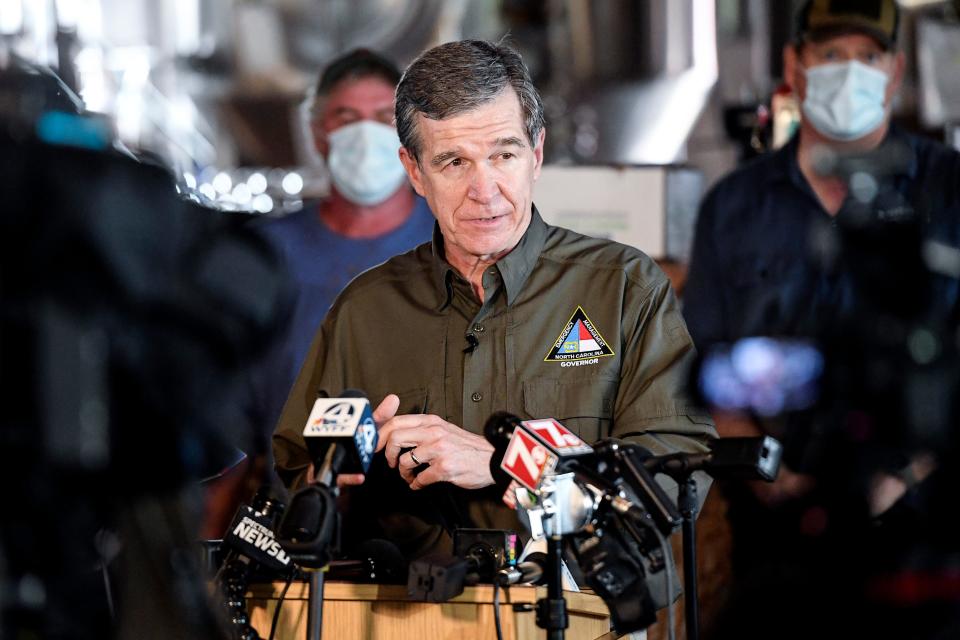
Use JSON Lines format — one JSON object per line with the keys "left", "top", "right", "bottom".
{"left": 273, "top": 39, "right": 715, "bottom": 558}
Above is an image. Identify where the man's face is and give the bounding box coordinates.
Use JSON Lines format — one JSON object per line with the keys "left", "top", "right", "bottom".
{"left": 788, "top": 33, "right": 903, "bottom": 107}
{"left": 312, "top": 75, "right": 396, "bottom": 157}
{"left": 398, "top": 89, "right": 544, "bottom": 267}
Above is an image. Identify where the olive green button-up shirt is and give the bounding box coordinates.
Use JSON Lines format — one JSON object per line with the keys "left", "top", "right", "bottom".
{"left": 273, "top": 207, "right": 715, "bottom": 557}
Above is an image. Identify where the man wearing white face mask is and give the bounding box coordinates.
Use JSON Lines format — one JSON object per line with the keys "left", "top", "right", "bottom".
{"left": 684, "top": 1, "right": 960, "bottom": 634}
{"left": 244, "top": 50, "right": 434, "bottom": 451}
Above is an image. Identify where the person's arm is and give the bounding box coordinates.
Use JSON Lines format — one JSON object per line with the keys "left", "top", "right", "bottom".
{"left": 611, "top": 273, "right": 716, "bottom": 455}
{"left": 272, "top": 316, "right": 342, "bottom": 490}
{"left": 682, "top": 188, "right": 729, "bottom": 353}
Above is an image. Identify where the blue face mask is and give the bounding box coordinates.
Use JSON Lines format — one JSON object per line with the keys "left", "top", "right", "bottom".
{"left": 801, "top": 60, "right": 889, "bottom": 141}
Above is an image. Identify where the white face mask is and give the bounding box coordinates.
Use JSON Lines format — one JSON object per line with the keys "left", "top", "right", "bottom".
{"left": 801, "top": 60, "right": 889, "bottom": 141}
{"left": 326, "top": 120, "right": 408, "bottom": 206}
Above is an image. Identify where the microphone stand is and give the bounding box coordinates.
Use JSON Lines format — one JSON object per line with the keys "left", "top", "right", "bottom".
{"left": 536, "top": 534, "right": 568, "bottom": 640}
{"left": 306, "top": 569, "right": 325, "bottom": 640}
{"left": 305, "top": 446, "right": 338, "bottom": 640}
{"left": 677, "top": 474, "right": 700, "bottom": 640}
{"left": 646, "top": 437, "right": 782, "bottom": 640}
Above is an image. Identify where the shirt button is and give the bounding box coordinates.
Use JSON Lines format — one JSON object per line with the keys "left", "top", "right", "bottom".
{"left": 471, "top": 392, "right": 483, "bottom": 402}
{"left": 473, "top": 324, "right": 485, "bottom": 333}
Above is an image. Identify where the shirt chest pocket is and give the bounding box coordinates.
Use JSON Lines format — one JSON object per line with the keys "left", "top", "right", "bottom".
{"left": 369, "top": 380, "right": 443, "bottom": 418}
{"left": 521, "top": 377, "right": 618, "bottom": 444}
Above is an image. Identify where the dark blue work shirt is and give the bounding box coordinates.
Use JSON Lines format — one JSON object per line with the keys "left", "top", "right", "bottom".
{"left": 683, "top": 128, "right": 960, "bottom": 351}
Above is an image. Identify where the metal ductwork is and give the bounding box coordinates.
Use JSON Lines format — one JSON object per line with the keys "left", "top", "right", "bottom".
{"left": 546, "top": 0, "right": 718, "bottom": 165}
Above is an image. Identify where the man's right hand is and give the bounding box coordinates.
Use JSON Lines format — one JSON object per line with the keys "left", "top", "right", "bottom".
{"left": 335, "top": 393, "right": 400, "bottom": 488}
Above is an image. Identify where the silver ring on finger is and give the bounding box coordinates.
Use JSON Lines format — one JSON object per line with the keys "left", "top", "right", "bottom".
{"left": 409, "top": 450, "right": 422, "bottom": 466}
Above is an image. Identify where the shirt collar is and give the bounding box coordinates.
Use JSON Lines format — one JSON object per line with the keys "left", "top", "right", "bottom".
{"left": 430, "top": 205, "right": 549, "bottom": 310}
{"left": 497, "top": 205, "right": 548, "bottom": 306}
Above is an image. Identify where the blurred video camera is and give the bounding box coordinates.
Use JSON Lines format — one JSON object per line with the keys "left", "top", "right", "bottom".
{"left": 1, "top": 62, "right": 293, "bottom": 639}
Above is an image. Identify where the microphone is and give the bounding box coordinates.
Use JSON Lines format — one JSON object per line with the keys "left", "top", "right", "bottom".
{"left": 484, "top": 412, "right": 524, "bottom": 494}
{"left": 278, "top": 389, "right": 376, "bottom": 568}
{"left": 463, "top": 333, "right": 479, "bottom": 353}
{"left": 643, "top": 436, "right": 783, "bottom": 482}
{"left": 325, "top": 539, "right": 408, "bottom": 584}
{"left": 302, "top": 389, "right": 378, "bottom": 485}
{"left": 496, "top": 551, "right": 547, "bottom": 586}
{"left": 216, "top": 488, "right": 291, "bottom": 640}
{"left": 485, "top": 412, "right": 593, "bottom": 494}
{"left": 221, "top": 488, "right": 292, "bottom": 573}
{"left": 408, "top": 529, "right": 518, "bottom": 601}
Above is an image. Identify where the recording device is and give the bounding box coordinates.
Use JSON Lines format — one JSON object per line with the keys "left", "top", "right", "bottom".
{"left": 217, "top": 490, "right": 292, "bottom": 640}
{"left": 1, "top": 80, "right": 292, "bottom": 639}
{"left": 487, "top": 414, "right": 784, "bottom": 635}
{"left": 572, "top": 521, "right": 660, "bottom": 631}
{"left": 484, "top": 413, "right": 682, "bottom": 634}
{"left": 303, "top": 391, "right": 378, "bottom": 485}
{"left": 407, "top": 528, "right": 519, "bottom": 602}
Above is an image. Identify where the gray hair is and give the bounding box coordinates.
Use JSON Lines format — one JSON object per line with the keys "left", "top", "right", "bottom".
{"left": 395, "top": 40, "right": 545, "bottom": 164}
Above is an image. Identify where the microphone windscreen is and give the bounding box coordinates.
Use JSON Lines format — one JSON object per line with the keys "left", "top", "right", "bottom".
{"left": 483, "top": 411, "right": 521, "bottom": 445}
{"left": 355, "top": 538, "right": 408, "bottom": 584}
{"left": 483, "top": 412, "right": 523, "bottom": 493}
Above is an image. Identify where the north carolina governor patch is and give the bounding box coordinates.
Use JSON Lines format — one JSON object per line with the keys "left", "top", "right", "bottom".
{"left": 544, "top": 306, "right": 615, "bottom": 363}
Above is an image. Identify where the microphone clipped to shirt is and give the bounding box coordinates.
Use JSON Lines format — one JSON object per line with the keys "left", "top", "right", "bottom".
{"left": 463, "top": 332, "right": 480, "bottom": 353}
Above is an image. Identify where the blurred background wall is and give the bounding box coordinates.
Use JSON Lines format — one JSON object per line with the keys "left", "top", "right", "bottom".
{"left": 1, "top": 0, "right": 957, "bottom": 245}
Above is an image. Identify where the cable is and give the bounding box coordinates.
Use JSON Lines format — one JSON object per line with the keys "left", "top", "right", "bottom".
{"left": 99, "top": 561, "right": 115, "bottom": 620}
{"left": 493, "top": 580, "right": 505, "bottom": 640}
{"left": 268, "top": 573, "right": 295, "bottom": 640}
{"left": 651, "top": 525, "right": 677, "bottom": 640}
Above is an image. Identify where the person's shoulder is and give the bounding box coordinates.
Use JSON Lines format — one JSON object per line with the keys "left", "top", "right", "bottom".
{"left": 907, "top": 131, "right": 960, "bottom": 183}
{"left": 332, "top": 240, "right": 434, "bottom": 302}
{"left": 253, "top": 205, "right": 317, "bottom": 240}
{"left": 540, "top": 224, "right": 668, "bottom": 290}
{"left": 705, "top": 147, "right": 785, "bottom": 202}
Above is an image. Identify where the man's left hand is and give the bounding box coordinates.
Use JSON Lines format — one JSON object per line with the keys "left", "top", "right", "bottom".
{"left": 375, "top": 414, "right": 495, "bottom": 490}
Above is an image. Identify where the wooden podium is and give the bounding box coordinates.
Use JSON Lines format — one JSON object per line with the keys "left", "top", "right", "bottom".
{"left": 247, "top": 581, "right": 612, "bottom": 640}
